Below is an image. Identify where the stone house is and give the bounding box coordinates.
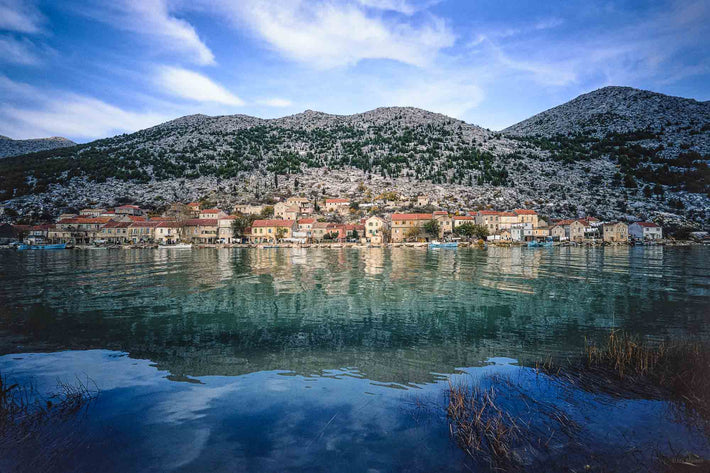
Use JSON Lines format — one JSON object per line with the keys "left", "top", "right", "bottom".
{"left": 249, "top": 219, "right": 296, "bottom": 243}
{"left": 602, "top": 222, "right": 629, "bottom": 242}
{"left": 390, "top": 213, "right": 433, "bottom": 242}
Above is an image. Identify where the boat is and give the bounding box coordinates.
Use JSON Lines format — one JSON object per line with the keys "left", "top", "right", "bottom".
{"left": 527, "top": 240, "right": 554, "bottom": 248}
{"left": 428, "top": 241, "right": 458, "bottom": 248}
{"left": 159, "top": 243, "right": 193, "bottom": 249}
{"left": 17, "top": 243, "right": 67, "bottom": 251}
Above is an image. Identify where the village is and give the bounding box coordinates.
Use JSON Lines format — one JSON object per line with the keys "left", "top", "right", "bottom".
{"left": 0, "top": 193, "right": 669, "bottom": 248}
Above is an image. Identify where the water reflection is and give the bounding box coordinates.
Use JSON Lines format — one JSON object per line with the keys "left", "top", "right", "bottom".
{"left": 0, "top": 247, "right": 708, "bottom": 384}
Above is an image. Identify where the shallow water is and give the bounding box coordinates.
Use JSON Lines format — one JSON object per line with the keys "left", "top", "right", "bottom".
{"left": 0, "top": 246, "right": 708, "bottom": 471}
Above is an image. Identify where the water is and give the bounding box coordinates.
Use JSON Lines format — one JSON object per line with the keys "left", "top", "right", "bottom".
{"left": 0, "top": 246, "right": 708, "bottom": 472}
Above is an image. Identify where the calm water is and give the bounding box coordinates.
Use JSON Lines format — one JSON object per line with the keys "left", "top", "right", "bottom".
{"left": 0, "top": 246, "right": 709, "bottom": 472}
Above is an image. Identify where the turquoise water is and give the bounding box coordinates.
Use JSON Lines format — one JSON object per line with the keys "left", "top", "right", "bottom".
{"left": 0, "top": 246, "right": 709, "bottom": 471}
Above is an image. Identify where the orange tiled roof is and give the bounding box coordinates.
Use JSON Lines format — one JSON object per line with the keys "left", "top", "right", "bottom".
{"left": 298, "top": 218, "right": 316, "bottom": 224}
{"left": 252, "top": 219, "right": 295, "bottom": 227}
{"left": 513, "top": 209, "right": 537, "bottom": 215}
{"left": 57, "top": 217, "right": 113, "bottom": 224}
{"left": 477, "top": 210, "right": 500, "bottom": 215}
{"left": 183, "top": 219, "right": 217, "bottom": 226}
{"left": 200, "top": 208, "right": 222, "bottom": 213}
{"left": 391, "top": 213, "right": 432, "bottom": 220}
{"left": 634, "top": 222, "right": 659, "bottom": 228}
{"left": 454, "top": 215, "right": 473, "bottom": 220}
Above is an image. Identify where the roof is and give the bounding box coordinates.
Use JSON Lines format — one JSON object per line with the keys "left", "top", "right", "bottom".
{"left": 344, "top": 224, "right": 365, "bottom": 231}
{"left": 183, "top": 219, "right": 218, "bottom": 226}
{"left": 298, "top": 218, "right": 316, "bottom": 224}
{"left": 252, "top": 219, "right": 295, "bottom": 227}
{"left": 499, "top": 212, "right": 516, "bottom": 217}
{"left": 603, "top": 221, "right": 627, "bottom": 226}
{"left": 157, "top": 221, "right": 183, "bottom": 228}
{"left": 127, "top": 216, "right": 146, "bottom": 221}
{"left": 391, "top": 213, "right": 432, "bottom": 220}
{"left": 200, "top": 208, "right": 222, "bottom": 213}
{"left": 454, "top": 215, "right": 474, "bottom": 220}
{"left": 117, "top": 205, "right": 140, "bottom": 209}
{"left": 187, "top": 202, "right": 200, "bottom": 207}
{"left": 633, "top": 222, "right": 659, "bottom": 228}
{"left": 29, "top": 224, "right": 56, "bottom": 231}
{"left": 57, "top": 217, "right": 113, "bottom": 224}
{"left": 128, "top": 221, "right": 161, "bottom": 228}
{"left": 513, "top": 209, "right": 537, "bottom": 215}
{"left": 325, "top": 198, "right": 349, "bottom": 203}
{"left": 102, "top": 221, "right": 131, "bottom": 228}
{"left": 433, "top": 211, "right": 448, "bottom": 215}
{"left": 477, "top": 210, "right": 500, "bottom": 216}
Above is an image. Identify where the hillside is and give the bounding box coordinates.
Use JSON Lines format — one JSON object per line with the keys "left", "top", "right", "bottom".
{"left": 0, "top": 135, "right": 76, "bottom": 159}
{"left": 0, "top": 89, "right": 708, "bottom": 227}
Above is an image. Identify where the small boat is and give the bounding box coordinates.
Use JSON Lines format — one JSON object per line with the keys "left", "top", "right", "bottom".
{"left": 17, "top": 243, "right": 67, "bottom": 251}
{"left": 429, "top": 241, "right": 458, "bottom": 248}
{"left": 527, "top": 240, "right": 554, "bottom": 248}
{"left": 159, "top": 243, "right": 193, "bottom": 249}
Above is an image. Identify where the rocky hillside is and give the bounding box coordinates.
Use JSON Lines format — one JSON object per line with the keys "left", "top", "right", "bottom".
{"left": 1, "top": 88, "right": 708, "bottom": 227}
{"left": 0, "top": 135, "right": 75, "bottom": 159}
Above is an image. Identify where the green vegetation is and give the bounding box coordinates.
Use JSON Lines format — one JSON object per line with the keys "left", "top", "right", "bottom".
{"left": 454, "top": 222, "right": 488, "bottom": 239}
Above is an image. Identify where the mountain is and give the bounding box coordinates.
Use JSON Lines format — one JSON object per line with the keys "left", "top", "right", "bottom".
{"left": 0, "top": 135, "right": 76, "bottom": 159}
{"left": 0, "top": 88, "right": 708, "bottom": 227}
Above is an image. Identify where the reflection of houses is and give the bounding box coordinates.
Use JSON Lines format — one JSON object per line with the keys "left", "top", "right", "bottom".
{"left": 249, "top": 219, "right": 296, "bottom": 243}
{"left": 602, "top": 222, "right": 628, "bottom": 242}
{"left": 390, "top": 213, "right": 432, "bottom": 242}
{"left": 629, "top": 222, "right": 662, "bottom": 240}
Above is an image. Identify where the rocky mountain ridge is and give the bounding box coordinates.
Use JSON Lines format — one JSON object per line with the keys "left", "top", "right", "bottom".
{"left": 0, "top": 135, "right": 75, "bottom": 159}
{"left": 0, "top": 87, "right": 707, "bottom": 228}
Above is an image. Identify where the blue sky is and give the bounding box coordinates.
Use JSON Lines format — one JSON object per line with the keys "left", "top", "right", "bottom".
{"left": 0, "top": 0, "right": 708, "bottom": 142}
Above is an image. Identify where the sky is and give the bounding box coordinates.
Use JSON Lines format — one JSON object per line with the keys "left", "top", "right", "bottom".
{"left": 0, "top": 0, "right": 708, "bottom": 142}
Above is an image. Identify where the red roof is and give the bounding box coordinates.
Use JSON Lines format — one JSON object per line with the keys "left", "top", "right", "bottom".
{"left": 634, "top": 222, "right": 659, "bottom": 228}
{"left": 433, "top": 211, "right": 448, "bottom": 215}
{"left": 454, "top": 216, "right": 473, "bottom": 220}
{"left": 500, "top": 212, "right": 516, "bottom": 217}
{"left": 127, "top": 215, "right": 146, "bottom": 221}
{"left": 200, "top": 208, "right": 222, "bottom": 213}
{"left": 57, "top": 217, "right": 113, "bottom": 224}
{"left": 326, "top": 198, "right": 349, "bottom": 203}
{"left": 391, "top": 213, "right": 432, "bottom": 220}
{"left": 252, "top": 219, "right": 295, "bottom": 227}
{"left": 187, "top": 202, "right": 200, "bottom": 207}
{"left": 102, "top": 221, "right": 131, "bottom": 228}
{"left": 514, "top": 209, "right": 537, "bottom": 215}
{"left": 183, "top": 219, "right": 217, "bottom": 226}
{"left": 298, "top": 218, "right": 316, "bottom": 224}
{"left": 117, "top": 205, "right": 140, "bottom": 209}
{"left": 129, "top": 221, "right": 160, "bottom": 228}
{"left": 478, "top": 210, "right": 500, "bottom": 215}
{"left": 157, "top": 221, "right": 183, "bottom": 228}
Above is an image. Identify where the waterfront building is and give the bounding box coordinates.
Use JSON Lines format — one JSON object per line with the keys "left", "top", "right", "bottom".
{"left": 629, "top": 222, "right": 662, "bottom": 240}
{"left": 476, "top": 211, "right": 500, "bottom": 233}
{"left": 602, "top": 222, "right": 629, "bottom": 242}
{"left": 390, "top": 213, "right": 433, "bottom": 242}
{"left": 249, "top": 219, "right": 296, "bottom": 243}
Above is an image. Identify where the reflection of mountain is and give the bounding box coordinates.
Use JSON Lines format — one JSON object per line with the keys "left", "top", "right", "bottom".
{"left": 0, "top": 247, "right": 708, "bottom": 385}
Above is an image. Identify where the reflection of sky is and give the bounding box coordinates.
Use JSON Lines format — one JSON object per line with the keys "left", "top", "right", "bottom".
{"left": 1, "top": 350, "right": 708, "bottom": 473}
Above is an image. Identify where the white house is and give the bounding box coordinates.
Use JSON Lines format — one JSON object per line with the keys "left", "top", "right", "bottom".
{"left": 629, "top": 222, "right": 662, "bottom": 240}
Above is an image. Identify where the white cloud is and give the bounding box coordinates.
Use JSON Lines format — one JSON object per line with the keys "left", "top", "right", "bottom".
{"left": 0, "top": 0, "right": 44, "bottom": 33}
{"left": 80, "top": 0, "right": 215, "bottom": 65}
{"left": 0, "top": 76, "right": 168, "bottom": 140}
{"left": 156, "top": 66, "right": 244, "bottom": 105}
{"left": 0, "top": 36, "right": 41, "bottom": 65}
{"left": 213, "top": 0, "right": 454, "bottom": 68}
{"left": 257, "top": 97, "right": 292, "bottom": 107}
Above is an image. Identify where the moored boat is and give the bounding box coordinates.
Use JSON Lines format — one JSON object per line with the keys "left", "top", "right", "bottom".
{"left": 428, "top": 241, "right": 458, "bottom": 248}
{"left": 17, "top": 243, "right": 67, "bottom": 251}
{"left": 159, "top": 243, "right": 193, "bottom": 249}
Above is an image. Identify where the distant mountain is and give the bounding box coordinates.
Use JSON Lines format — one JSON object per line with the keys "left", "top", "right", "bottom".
{"left": 0, "top": 135, "right": 76, "bottom": 158}
{"left": 0, "top": 91, "right": 708, "bottom": 227}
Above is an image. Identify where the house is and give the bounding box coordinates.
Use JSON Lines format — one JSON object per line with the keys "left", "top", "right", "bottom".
{"left": 218, "top": 216, "right": 238, "bottom": 243}
{"left": 182, "top": 219, "right": 218, "bottom": 244}
{"left": 416, "top": 195, "right": 431, "bottom": 207}
{"left": 513, "top": 209, "right": 538, "bottom": 227}
{"left": 249, "top": 219, "right": 296, "bottom": 243}
{"left": 602, "top": 222, "right": 629, "bottom": 243}
{"left": 79, "top": 208, "right": 106, "bottom": 217}
{"left": 154, "top": 222, "right": 182, "bottom": 244}
{"left": 453, "top": 215, "right": 474, "bottom": 230}
{"left": 629, "top": 222, "right": 662, "bottom": 240}
{"left": 476, "top": 211, "right": 500, "bottom": 233}
{"left": 98, "top": 221, "right": 131, "bottom": 243}
{"left": 55, "top": 217, "right": 113, "bottom": 243}
{"left": 187, "top": 202, "right": 201, "bottom": 217}
{"left": 364, "top": 216, "right": 388, "bottom": 243}
{"left": 433, "top": 211, "right": 452, "bottom": 237}
{"left": 297, "top": 218, "right": 316, "bottom": 234}
{"left": 115, "top": 205, "right": 145, "bottom": 216}
{"left": 390, "top": 213, "right": 433, "bottom": 242}
{"left": 344, "top": 224, "right": 365, "bottom": 241}
{"left": 23, "top": 224, "right": 55, "bottom": 244}
{"left": 498, "top": 212, "right": 518, "bottom": 230}
{"left": 549, "top": 225, "right": 567, "bottom": 241}
{"left": 274, "top": 202, "right": 300, "bottom": 220}
{"left": 286, "top": 197, "right": 314, "bottom": 214}
{"left": 199, "top": 208, "right": 227, "bottom": 220}
{"left": 325, "top": 198, "right": 350, "bottom": 214}
{"left": 127, "top": 221, "right": 160, "bottom": 243}
{"left": 310, "top": 221, "right": 333, "bottom": 242}
{"left": 234, "top": 204, "right": 265, "bottom": 216}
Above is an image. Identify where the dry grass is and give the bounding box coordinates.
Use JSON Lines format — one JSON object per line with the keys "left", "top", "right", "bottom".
{"left": 446, "top": 381, "right": 520, "bottom": 468}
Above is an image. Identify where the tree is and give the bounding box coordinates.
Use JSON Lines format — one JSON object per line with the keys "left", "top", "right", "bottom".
{"left": 454, "top": 222, "right": 488, "bottom": 240}
{"left": 422, "top": 219, "right": 440, "bottom": 237}
{"left": 260, "top": 206, "right": 274, "bottom": 218}
{"left": 351, "top": 229, "right": 359, "bottom": 240}
{"left": 232, "top": 216, "right": 255, "bottom": 239}
{"left": 405, "top": 226, "right": 421, "bottom": 241}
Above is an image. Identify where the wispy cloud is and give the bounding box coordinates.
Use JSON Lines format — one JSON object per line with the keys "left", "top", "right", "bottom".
{"left": 0, "top": 76, "right": 168, "bottom": 140}
{"left": 0, "top": 36, "right": 42, "bottom": 65}
{"left": 79, "top": 0, "right": 215, "bottom": 65}
{"left": 212, "top": 0, "right": 454, "bottom": 68}
{"left": 156, "top": 66, "right": 243, "bottom": 105}
{"left": 0, "top": 0, "right": 44, "bottom": 33}
{"left": 257, "top": 97, "right": 293, "bottom": 107}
